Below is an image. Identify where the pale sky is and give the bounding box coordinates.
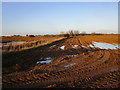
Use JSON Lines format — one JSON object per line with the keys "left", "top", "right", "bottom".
{"left": 2, "top": 2, "right": 118, "bottom": 35}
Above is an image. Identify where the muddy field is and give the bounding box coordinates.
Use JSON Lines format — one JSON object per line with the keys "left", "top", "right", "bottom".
{"left": 2, "top": 34, "right": 120, "bottom": 88}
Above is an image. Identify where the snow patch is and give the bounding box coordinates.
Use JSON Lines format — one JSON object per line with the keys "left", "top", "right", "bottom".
{"left": 40, "top": 57, "right": 52, "bottom": 60}
{"left": 45, "top": 57, "right": 52, "bottom": 60}
{"left": 60, "top": 45, "right": 65, "bottom": 50}
{"left": 81, "top": 45, "right": 87, "bottom": 48}
{"left": 50, "top": 45, "right": 56, "bottom": 48}
{"left": 89, "top": 44, "right": 94, "bottom": 48}
{"left": 65, "top": 55, "right": 77, "bottom": 57}
{"left": 64, "top": 63, "right": 76, "bottom": 67}
{"left": 92, "top": 41, "right": 120, "bottom": 49}
{"left": 72, "top": 45, "right": 78, "bottom": 48}
{"left": 36, "top": 60, "right": 52, "bottom": 64}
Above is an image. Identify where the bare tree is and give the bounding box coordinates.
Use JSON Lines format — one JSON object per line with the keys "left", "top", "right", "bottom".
{"left": 67, "top": 30, "right": 74, "bottom": 36}
{"left": 67, "top": 30, "right": 79, "bottom": 36}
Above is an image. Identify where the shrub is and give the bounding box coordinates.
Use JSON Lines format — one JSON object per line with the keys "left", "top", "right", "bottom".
{"left": 29, "top": 35, "right": 35, "bottom": 37}
{"left": 64, "top": 34, "right": 70, "bottom": 38}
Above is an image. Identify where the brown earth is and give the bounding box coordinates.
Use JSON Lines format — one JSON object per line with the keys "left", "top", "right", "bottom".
{"left": 2, "top": 35, "right": 120, "bottom": 88}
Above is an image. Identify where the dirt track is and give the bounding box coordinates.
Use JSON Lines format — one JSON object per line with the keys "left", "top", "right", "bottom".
{"left": 2, "top": 35, "right": 120, "bottom": 88}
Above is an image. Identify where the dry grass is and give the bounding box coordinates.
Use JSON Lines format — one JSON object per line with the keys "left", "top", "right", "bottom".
{"left": 2, "top": 36, "right": 65, "bottom": 53}
{"left": 1, "top": 36, "right": 61, "bottom": 42}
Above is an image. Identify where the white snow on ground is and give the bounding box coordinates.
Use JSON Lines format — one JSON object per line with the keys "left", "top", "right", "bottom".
{"left": 40, "top": 57, "right": 52, "bottom": 60}
{"left": 45, "top": 57, "right": 52, "bottom": 60}
{"left": 37, "top": 57, "right": 52, "bottom": 64}
{"left": 91, "top": 41, "right": 120, "bottom": 49}
{"left": 65, "top": 55, "right": 77, "bottom": 57}
{"left": 81, "top": 45, "right": 87, "bottom": 48}
{"left": 89, "top": 44, "right": 94, "bottom": 48}
{"left": 64, "top": 63, "right": 76, "bottom": 67}
{"left": 50, "top": 45, "right": 56, "bottom": 48}
{"left": 36, "top": 60, "right": 52, "bottom": 64}
{"left": 60, "top": 45, "right": 65, "bottom": 50}
{"left": 72, "top": 45, "right": 78, "bottom": 48}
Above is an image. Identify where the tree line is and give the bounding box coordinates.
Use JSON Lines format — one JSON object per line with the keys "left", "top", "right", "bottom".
{"left": 60, "top": 30, "right": 104, "bottom": 38}
{"left": 10, "top": 30, "right": 106, "bottom": 38}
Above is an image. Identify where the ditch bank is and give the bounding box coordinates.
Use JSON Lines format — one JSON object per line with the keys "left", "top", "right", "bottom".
{"left": 2, "top": 37, "right": 66, "bottom": 53}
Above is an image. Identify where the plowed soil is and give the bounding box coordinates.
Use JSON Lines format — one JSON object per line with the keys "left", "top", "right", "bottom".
{"left": 2, "top": 35, "right": 120, "bottom": 88}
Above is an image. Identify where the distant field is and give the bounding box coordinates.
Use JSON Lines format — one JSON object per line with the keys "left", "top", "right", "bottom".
{"left": 2, "top": 34, "right": 120, "bottom": 88}
{"left": 1, "top": 35, "right": 61, "bottom": 42}
{"left": 77, "top": 34, "right": 119, "bottom": 44}
{"left": 1, "top": 34, "right": 119, "bottom": 44}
